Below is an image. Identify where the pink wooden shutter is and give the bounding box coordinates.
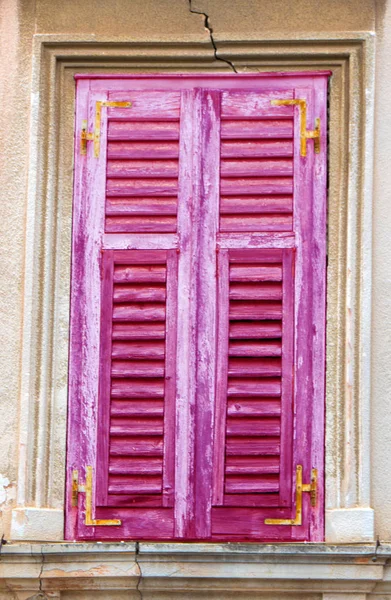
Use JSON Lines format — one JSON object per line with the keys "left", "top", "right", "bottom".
{"left": 66, "top": 86, "right": 182, "bottom": 540}
{"left": 209, "top": 83, "right": 328, "bottom": 542}
{"left": 66, "top": 74, "right": 328, "bottom": 543}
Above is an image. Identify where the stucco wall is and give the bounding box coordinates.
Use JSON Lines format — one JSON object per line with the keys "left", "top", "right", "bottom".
{"left": 2, "top": 0, "right": 391, "bottom": 544}
{"left": 372, "top": 0, "right": 391, "bottom": 539}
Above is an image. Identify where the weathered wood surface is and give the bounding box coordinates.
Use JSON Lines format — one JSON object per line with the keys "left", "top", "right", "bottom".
{"left": 67, "top": 74, "right": 328, "bottom": 542}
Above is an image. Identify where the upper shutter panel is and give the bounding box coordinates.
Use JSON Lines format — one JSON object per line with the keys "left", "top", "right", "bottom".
{"left": 106, "top": 92, "right": 181, "bottom": 233}
{"left": 220, "top": 91, "right": 294, "bottom": 233}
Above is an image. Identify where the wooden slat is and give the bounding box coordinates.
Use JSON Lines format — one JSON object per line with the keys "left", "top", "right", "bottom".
{"left": 111, "top": 359, "right": 165, "bottom": 378}
{"left": 228, "top": 357, "right": 281, "bottom": 376}
{"left": 108, "top": 120, "right": 180, "bottom": 141}
{"left": 229, "top": 282, "right": 282, "bottom": 300}
{"left": 227, "top": 398, "right": 281, "bottom": 417}
{"left": 105, "top": 495, "right": 163, "bottom": 508}
{"left": 221, "top": 215, "right": 293, "bottom": 232}
{"left": 229, "top": 301, "right": 282, "bottom": 320}
{"left": 221, "top": 139, "right": 293, "bottom": 158}
{"left": 113, "top": 284, "right": 166, "bottom": 303}
{"left": 113, "top": 265, "right": 166, "bottom": 283}
{"left": 229, "top": 265, "right": 282, "bottom": 281}
{"left": 229, "top": 321, "right": 282, "bottom": 339}
{"left": 107, "top": 140, "right": 179, "bottom": 159}
{"left": 226, "top": 417, "right": 281, "bottom": 437}
{"left": 106, "top": 216, "right": 176, "bottom": 233}
{"left": 221, "top": 120, "right": 293, "bottom": 139}
{"left": 108, "top": 476, "right": 162, "bottom": 494}
{"left": 107, "top": 159, "right": 179, "bottom": 178}
{"left": 220, "top": 159, "right": 293, "bottom": 177}
{"left": 226, "top": 437, "right": 280, "bottom": 455}
{"left": 110, "top": 437, "right": 163, "bottom": 456}
{"left": 111, "top": 250, "right": 167, "bottom": 263}
{"left": 222, "top": 494, "right": 280, "bottom": 508}
{"left": 225, "top": 456, "right": 280, "bottom": 474}
{"left": 111, "top": 399, "right": 164, "bottom": 417}
{"left": 107, "top": 177, "right": 178, "bottom": 197}
{"left": 111, "top": 378, "right": 165, "bottom": 398}
{"left": 109, "top": 456, "right": 163, "bottom": 475}
{"left": 110, "top": 417, "right": 163, "bottom": 436}
{"left": 225, "top": 475, "right": 279, "bottom": 494}
{"left": 227, "top": 378, "right": 281, "bottom": 397}
{"left": 228, "top": 249, "right": 283, "bottom": 262}
{"left": 229, "top": 340, "right": 282, "bottom": 357}
{"left": 221, "top": 177, "right": 293, "bottom": 196}
{"left": 220, "top": 195, "right": 293, "bottom": 214}
{"left": 113, "top": 302, "right": 166, "bottom": 321}
{"left": 106, "top": 197, "right": 177, "bottom": 215}
{"left": 112, "top": 322, "right": 166, "bottom": 340}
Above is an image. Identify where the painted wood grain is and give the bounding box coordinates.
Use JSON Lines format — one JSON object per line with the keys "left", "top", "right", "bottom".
{"left": 67, "top": 74, "right": 328, "bottom": 543}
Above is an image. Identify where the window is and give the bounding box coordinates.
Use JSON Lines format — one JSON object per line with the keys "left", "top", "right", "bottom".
{"left": 66, "top": 73, "right": 328, "bottom": 542}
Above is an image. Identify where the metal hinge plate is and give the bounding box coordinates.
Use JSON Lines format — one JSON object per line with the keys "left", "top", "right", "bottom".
{"left": 271, "top": 98, "right": 321, "bottom": 157}
{"left": 72, "top": 466, "right": 121, "bottom": 526}
{"left": 264, "top": 464, "right": 318, "bottom": 526}
{"left": 81, "top": 100, "right": 132, "bottom": 157}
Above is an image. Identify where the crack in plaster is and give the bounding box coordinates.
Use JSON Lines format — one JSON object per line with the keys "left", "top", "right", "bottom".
{"left": 38, "top": 546, "right": 45, "bottom": 598}
{"left": 188, "top": 0, "right": 238, "bottom": 72}
{"left": 135, "top": 541, "right": 143, "bottom": 600}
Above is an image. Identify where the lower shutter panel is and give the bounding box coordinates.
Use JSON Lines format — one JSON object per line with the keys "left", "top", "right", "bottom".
{"left": 212, "top": 248, "right": 295, "bottom": 539}
{"left": 93, "top": 249, "right": 177, "bottom": 537}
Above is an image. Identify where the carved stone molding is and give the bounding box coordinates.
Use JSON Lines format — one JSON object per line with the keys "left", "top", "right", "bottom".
{"left": 11, "top": 33, "right": 375, "bottom": 543}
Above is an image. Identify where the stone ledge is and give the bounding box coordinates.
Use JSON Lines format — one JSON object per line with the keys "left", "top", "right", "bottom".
{"left": 2, "top": 541, "right": 388, "bottom": 558}
{"left": 1, "top": 543, "right": 390, "bottom": 596}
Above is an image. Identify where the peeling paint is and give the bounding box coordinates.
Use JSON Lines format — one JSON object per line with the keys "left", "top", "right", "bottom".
{"left": 0, "top": 475, "right": 10, "bottom": 505}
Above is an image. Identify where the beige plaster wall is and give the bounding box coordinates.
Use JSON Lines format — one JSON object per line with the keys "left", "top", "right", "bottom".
{"left": 0, "top": 0, "right": 34, "bottom": 538}
{"left": 3, "top": 0, "right": 391, "bottom": 542}
{"left": 372, "top": 0, "right": 391, "bottom": 540}
{"left": 33, "top": 0, "right": 375, "bottom": 37}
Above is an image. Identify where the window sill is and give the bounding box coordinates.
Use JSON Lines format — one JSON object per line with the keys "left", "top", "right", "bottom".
{"left": 1, "top": 541, "right": 390, "bottom": 597}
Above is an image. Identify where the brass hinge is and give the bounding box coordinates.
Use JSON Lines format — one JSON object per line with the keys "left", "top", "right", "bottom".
{"left": 72, "top": 466, "right": 121, "bottom": 526}
{"left": 271, "top": 98, "right": 321, "bottom": 157}
{"left": 81, "top": 100, "right": 132, "bottom": 158}
{"left": 264, "top": 464, "right": 317, "bottom": 526}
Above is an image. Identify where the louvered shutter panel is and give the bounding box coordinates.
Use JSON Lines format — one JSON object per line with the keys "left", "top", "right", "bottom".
{"left": 213, "top": 248, "right": 293, "bottom": 506}
{"left": 96, "top": 250, "right": 177, "bottom": 509}
{"left": 105, "top": 91, "right": 180, "bottom": 233}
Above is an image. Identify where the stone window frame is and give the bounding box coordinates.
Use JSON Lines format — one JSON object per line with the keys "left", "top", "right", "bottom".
{"left": 11, "top": 32, "right": 375, "bottom": 543}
